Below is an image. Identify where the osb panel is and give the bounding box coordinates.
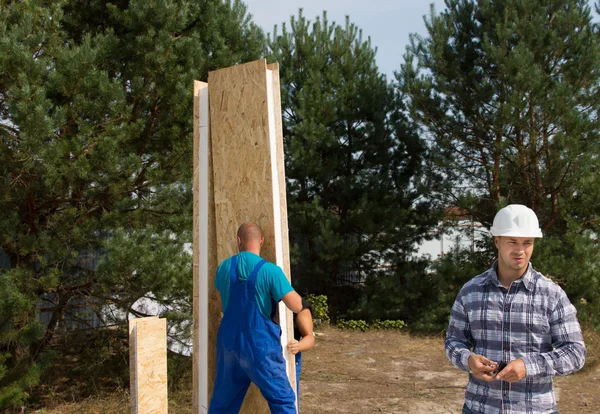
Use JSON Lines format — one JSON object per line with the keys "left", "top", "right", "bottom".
{"left": 129, "top": 317, "right": 167, "bottom": 414}
{"left": 267, "top": 62, "right": 296, "bottom": 394}
{"left": 192, "top": 80, "right": 220, "bottom": 413}
{"left": 208, "top": 59, "right": 277, "bottom": 266}
{"left": 208, "top": 59, "right": 275, "bottom": 413}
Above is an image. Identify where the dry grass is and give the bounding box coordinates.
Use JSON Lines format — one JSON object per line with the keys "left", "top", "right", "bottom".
{"left": 34, "top": 390, "right": 192, "bottom": 414}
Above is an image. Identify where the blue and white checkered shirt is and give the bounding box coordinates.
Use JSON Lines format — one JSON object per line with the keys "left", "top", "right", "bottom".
{"left": 445, "top": 261, "right": 586, "bottom": 414}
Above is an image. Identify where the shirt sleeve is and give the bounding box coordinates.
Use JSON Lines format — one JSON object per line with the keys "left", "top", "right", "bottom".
{"left": 444, "top": 292, "right": 474, "bottom": 372}
{"left": 266, "top": 263, "right": 294, "bottom": 301}
{"left": 521, "top": 288, "right": 586, "bottom": 378}
{"left": 214, "top": 259, "right": 228, "bottom": 292}
{"left": 214, "top": 259, "right": 231, "bottom": 312}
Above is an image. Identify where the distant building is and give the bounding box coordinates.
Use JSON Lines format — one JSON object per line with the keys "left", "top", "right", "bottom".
{"left": 415, "top": 208, "right": 488, "bottom": 260}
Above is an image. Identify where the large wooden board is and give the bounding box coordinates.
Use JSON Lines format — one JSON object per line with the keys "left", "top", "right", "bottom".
{"left": 129, "top": 317, "right": 168, "bottom": 414}
{"left": 206, "top": 59, "right": 295, "bottom": 413}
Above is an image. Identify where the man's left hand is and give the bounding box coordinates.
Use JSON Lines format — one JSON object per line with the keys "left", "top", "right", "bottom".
{"left": 495, "top": 358, "right": 526, "bottom": 383}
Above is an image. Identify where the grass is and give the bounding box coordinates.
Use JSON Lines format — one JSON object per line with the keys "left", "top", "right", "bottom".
{"left": 35, "top": 390, "right": 193, "bottom": 414}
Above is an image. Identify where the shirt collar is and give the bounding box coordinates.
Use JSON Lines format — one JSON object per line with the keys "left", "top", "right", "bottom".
{"left": 480, "top": 260, "right": 534, "bottom": 291}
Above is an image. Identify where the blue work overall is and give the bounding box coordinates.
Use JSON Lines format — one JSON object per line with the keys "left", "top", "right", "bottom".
{"left": 209, "top": 255, "right": 296, "bottom": 414}
{"left": 295, "top": 352, "right": 302, "bottom": 408}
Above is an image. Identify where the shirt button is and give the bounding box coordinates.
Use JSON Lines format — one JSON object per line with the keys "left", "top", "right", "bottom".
{"left": 504, "top": 306, "right": 508, "bottom": 311}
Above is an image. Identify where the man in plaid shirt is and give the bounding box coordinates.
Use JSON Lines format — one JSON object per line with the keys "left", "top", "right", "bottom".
{"left": 445, "top": 205, "right": 586, "bottom": 414}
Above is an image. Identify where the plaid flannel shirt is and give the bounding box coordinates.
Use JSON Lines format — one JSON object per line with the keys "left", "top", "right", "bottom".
{"left": 445, "top": 261, "right": 586, "bottom": 414}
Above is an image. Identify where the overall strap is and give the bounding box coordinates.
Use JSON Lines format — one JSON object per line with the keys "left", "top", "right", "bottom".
{"left": 229, "top": 254, "right": 238, "bottom": 285}
{"left": 247, "top": 259, "right": 267, "bottom": 286}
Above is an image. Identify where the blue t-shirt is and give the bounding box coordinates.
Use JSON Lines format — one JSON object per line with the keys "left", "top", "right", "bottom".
{"left": 215, "top": 251, "right": 294, "bottom": 320}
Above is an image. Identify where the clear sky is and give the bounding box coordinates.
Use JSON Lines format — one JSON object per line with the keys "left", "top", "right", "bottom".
{"left": 243, "top": 0, "right": 598, "bottom": 80}
{"left": 242, "top": 0, "right": 449, "bottom": 79}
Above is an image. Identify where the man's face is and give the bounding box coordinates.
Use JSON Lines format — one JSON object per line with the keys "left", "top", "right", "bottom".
{"left": 494, "top": 236, "right": 535, "bottom": 274}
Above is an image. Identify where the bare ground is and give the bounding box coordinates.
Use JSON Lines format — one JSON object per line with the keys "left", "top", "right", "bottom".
{"left": 299, "top": 327, "right": 600, "bottom": 414}
{"left": 31, "top": 326, "right": 600, "bottom": 413}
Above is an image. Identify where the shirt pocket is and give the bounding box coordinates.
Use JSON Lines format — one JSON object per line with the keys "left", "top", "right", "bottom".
{"left": 526, "top": 313, "right": 550, "bottom": 335}
{"left": 522, "top": 312, "right": 551, "bottom": 352}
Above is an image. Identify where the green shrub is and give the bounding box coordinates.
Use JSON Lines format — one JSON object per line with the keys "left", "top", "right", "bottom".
{"left": 373, "top": 319, "right": 406, "bottom": 330}
{"left": 335, "top": 319, "right": 406, "bottom": 331}
{"left": 306, "top": 294, "right": 330, "bottom": 324}
{"left": 336, "top": 319, "right": 369, "bottom": 332}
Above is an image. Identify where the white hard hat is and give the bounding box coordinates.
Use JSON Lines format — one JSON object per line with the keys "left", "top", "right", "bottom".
{"left": 490, "top": 204, "right": 543, "bottom": 238}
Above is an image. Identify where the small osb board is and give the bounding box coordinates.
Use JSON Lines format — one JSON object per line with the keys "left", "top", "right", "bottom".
{"left": 206, "top": 59, "right": 295, "bottom": 413}
{"left": 129, "top": 317, "right": 168, "bottom": 414}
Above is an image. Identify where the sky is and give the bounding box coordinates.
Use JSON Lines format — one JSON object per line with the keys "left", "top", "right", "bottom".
{"left": 243, "top": 0, "right": 598, "bottom": 80}
{"left": 242, "top": 0, "right": 445, "bottom": 80}
{"left": 242, "top": 0, "right": 447, "bottom": 80}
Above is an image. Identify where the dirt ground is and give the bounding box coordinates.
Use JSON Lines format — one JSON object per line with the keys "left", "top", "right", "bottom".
{"left": 31, "top": 326, "right": 600, "bottom": 414}
{"left": 299, "top": 327, "right": 600, "bottom": 414}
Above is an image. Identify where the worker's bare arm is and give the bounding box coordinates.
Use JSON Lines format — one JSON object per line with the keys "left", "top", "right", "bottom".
{"left": 281, "top": 290, "right": 303, "bottom": 313}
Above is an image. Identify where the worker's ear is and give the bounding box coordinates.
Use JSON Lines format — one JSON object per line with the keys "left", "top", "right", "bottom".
{"left": 494, "top": 236, "right": 500, "bottom": 249}
{"left": 237, "top": 236, "right": 242, "bottom": 248}
{"left": 259, "top": 237, "right": 264, "bottom": 247}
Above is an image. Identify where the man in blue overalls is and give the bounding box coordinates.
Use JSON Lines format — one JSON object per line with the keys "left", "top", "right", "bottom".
{"left": 209, "top": 222, "right": 303, "bottom": 414}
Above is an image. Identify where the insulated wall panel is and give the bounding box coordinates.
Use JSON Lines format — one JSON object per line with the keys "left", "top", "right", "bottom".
{"left": 192, "top": 81, "right": 220, "bottom": 413}
{"left": 266, "top": 62, "right": 296, "bottom": 387}
{"left": 206, "top": 59, "right": 295, "bottom": 413}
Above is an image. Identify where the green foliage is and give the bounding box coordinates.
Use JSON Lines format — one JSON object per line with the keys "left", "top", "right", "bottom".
{"left": 348, "top": 248, "right": 494, "bottom": 333}
{"left": 410, "top": 249, "right": 493, "bottom": 332}
{"left": 167, "top": 352, "right": 192, "bottom": 393}
{"left": 372, "top": 319, "right": 406, "bottom": 331}
{"left": 401, "top": 0, "right": 600, "bottom": 227}
{"left": 267, "top": 10, "right": 439, "bottom": 301}
{"left": 0, "top": 0, "right": 265, "bottom": 407}
{"left": 336, "top": 319, "right": 369, "bottom": 332}
{"left": 533, "top": 229, "right": 600, "bottom": 331}
{"left": 305, "top": 294, "right": 330, "bottom": 323}
{"left": 336, "top": 318, "right": 406, "bottom": 331}
{"left": 400, "top": 0, "right": 600, "bottom": 327}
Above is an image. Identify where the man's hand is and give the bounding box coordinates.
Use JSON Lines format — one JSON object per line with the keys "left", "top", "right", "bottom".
{"left": 287, "top": 339, "right": 300, "bottom": 355}
{"left": 468, "top": 354, "right": 498, "bottom": 382}
{"left": 495, "top": 359, "right": 526, "bottom": 383}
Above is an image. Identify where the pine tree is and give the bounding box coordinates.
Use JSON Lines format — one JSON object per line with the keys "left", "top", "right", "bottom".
{"left": 401, "top": 0, "right": 600, "bottom": 232}
{"left": 400, "top": 0, "right": 600, "bottom": 326}
{"left": 0, "top": 0, "right": 265, "bottom": 407}
{"left": 267, "top": 10, "right": 437, "bottom": 308}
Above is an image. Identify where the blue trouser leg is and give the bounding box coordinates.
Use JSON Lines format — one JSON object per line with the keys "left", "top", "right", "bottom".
{"left": 209, "top": 349, "right": 251, "bottom": 414}
{"left": 295, "top": 353, "right": 302, "bottom": 410}
{"left": 248, "top": 354, "right": 296, "bottom": 414}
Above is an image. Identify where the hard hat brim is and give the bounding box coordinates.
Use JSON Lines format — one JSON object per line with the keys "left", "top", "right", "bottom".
{"left": 490, "top": 228, "right": 543, "bottom": 238}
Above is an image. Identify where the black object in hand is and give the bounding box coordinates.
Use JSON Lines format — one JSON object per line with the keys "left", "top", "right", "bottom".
{"left": 496, "top": 361, "right": 507, "bottom": 372}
